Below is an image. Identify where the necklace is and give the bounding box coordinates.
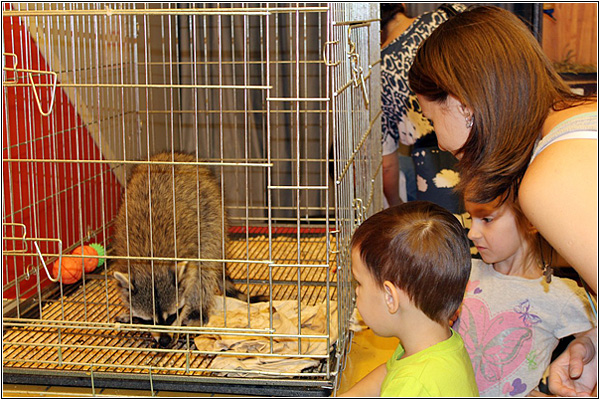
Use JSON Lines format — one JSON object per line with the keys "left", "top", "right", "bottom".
{"left": 538, "top": 235, "right": 553, "bottom": 283}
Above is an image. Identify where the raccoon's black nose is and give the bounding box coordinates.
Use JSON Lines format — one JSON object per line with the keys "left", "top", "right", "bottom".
{"left": 158, "top": 333, "right": 172, "bottom": 348}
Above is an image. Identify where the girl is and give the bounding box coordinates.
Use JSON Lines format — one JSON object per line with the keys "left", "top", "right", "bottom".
{"left": 454, "top": 190, "right": 595, "bottom": 397}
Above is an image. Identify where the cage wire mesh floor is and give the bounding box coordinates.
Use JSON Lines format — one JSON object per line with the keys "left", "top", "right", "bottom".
{"left": 3, "top": 233, "right": 342, "bottom": 395}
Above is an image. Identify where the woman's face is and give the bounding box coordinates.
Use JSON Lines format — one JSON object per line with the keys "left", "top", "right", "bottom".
{"left": 417, "top": 94, "right": 472, "bottom": 157}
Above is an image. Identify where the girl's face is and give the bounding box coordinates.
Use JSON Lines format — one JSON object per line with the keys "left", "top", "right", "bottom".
{"left": 351, "top": 247, "right": 391, "bottom": 336}
{"left": 417, "top": 94, "right": 472, "bottom": 157}
{"left": 465, "top": 199, "right": 528, "bottom": 267}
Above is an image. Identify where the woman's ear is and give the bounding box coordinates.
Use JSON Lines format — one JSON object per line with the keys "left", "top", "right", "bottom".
{"left": 449, "top": 95, "right": 474, "bottom": 130}
{"left": 383, "top": 281, "right": 401, "bottom": 314}
{"left": 447, "top": 94, "right": 473, "bottom": 118}
{"left": 459, "top": 103, "right": 472, "bottom": 119}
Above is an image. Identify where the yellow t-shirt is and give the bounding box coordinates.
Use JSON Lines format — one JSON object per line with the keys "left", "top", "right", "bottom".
{"left": 381, "top": 329, "right": 479, "bottom": 397}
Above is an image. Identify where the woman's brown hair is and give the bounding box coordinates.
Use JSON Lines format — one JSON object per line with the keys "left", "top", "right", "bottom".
{"left": 408, "top": 5, "right": 592, "bottom": 204}
{"left": 351, "top": 201, "right": 471, "bottom": 324}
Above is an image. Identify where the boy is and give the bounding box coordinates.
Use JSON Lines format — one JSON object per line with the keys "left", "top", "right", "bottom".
{"left": 339, "top": 201, "right": 478, "bottom": 397}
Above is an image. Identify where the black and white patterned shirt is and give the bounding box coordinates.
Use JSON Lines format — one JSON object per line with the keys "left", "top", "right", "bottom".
{"left": 381, "top": 4, "right": 467, "bottom": 155}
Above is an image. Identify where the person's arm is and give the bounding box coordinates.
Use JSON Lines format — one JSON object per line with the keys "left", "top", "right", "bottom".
{"left": 519, "top": 138, "right": 598, "bottom": 293}
{"left": 382, "top": 153, "right": 402, "bottom": 207}
{"left": 547, "top": 328, "right": 597, "bottom": 397}
{"left": 338, "top": 363, "right": 387, "bottom": 397}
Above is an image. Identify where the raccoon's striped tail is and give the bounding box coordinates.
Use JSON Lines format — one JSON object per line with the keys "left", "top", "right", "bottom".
{"left": 224, "top": 274, "right": 269, "bottom": 303}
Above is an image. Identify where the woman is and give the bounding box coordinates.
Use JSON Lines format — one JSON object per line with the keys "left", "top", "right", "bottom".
{"left": 408, "top": 5, "right": 597, "bottom": 397}
{"left": 380, "top": 3, "right": 466, "bottom": 210}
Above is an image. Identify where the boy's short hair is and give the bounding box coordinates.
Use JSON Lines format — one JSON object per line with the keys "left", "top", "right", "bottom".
{"left": 351, "top": 201, "right": 471, "bottom": 324}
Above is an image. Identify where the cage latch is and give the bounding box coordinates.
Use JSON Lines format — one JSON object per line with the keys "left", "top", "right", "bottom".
{"left": 353, "top": 198, "right": 366, "bottom": 226}
{"left": 346, "top": 28, "right": 369, "bottom": 109}
{"left": 323, "top": 41, "right": 340, "bottom": 67}
{"left": 3, "top": 52, "right": 58, "bottom": 117}
{"left": 3, "top": 222, "right": 63, "bottom": 282}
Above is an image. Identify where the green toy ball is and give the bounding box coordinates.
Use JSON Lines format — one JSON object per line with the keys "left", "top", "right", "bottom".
{"left": 88, "top": 243, "right": 106, "bottom": 267}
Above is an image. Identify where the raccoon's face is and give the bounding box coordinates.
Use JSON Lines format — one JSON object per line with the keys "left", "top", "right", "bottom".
{"left": 114, "top": 263, "right": 185, "bottom": 346}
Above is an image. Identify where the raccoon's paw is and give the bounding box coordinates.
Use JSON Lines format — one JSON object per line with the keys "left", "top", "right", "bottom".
{"left": 115, "top": 314, "right": 149, "bottom": 325}
{"left": 115, "top": 313, "right": 131, "bottom": 324}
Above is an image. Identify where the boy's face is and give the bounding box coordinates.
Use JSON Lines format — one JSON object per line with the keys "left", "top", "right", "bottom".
{"left": 351, "top": 247, "right": 392, "bottom": 337}
{"left": 465, "top": 199, "right": 526, "bottom": 266}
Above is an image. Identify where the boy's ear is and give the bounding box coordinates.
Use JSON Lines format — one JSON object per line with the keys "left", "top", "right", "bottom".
{"left": 383, "top": 281, "right": 401, "bottom": 314}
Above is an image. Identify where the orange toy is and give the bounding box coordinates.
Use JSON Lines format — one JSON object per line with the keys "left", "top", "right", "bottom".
{"left": 72, "top": 245, "right": 99, "bottom": 273}
{"left": 52, "top": 243, "right": 105, "bottom": 284}
{"left": 52, "top": 257, "right": 83, "bottom": 284}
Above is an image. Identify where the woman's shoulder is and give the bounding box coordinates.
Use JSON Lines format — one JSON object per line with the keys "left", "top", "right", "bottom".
{"left": 520, "top": 130, "right": 596, "bottom": 223}
{"left": 519, "top": 105, "right": 598, "bottom": 291}
{"left": 533, "top": 105, "right": 597, "bottom": 158}
{"left": 522, "top": 104, "right": 597, "bottom": 196}
{"left": 541, "top": 102, "right": 597, "bottom": 136}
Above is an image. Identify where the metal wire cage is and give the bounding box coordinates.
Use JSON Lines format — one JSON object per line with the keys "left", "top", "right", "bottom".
{"left": 2, "top": 3, "right": 382, "bottom": 396}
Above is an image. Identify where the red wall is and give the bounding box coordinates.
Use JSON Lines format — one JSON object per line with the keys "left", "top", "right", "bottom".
{"left": 3, "top": 8, "right": 122, "bottom": 299}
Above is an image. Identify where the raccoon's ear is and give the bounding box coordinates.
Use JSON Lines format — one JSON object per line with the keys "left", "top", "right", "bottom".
{"left": 176, "top": 261, "right": 188, "bottom": 283}
{"left": 114, "top": 271, "right": 135, "bottom": 292}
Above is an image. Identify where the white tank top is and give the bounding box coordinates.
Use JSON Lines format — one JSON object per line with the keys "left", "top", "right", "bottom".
{"left": 530, "top": 112, "right": 598, "bottom": 163}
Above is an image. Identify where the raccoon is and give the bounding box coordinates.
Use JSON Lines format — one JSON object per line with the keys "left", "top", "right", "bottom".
{"left": 112, "top": 152, "right": 244, "bottom": 348}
